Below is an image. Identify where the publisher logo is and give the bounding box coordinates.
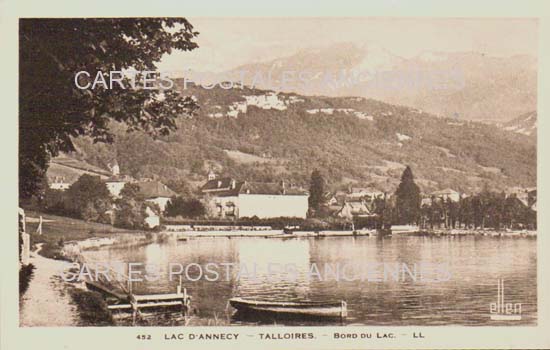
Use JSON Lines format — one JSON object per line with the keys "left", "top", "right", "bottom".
{"left": 489, "top": 279, "right": 522, "bottom": 321}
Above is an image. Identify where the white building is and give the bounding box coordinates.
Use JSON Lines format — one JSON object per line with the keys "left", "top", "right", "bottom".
{"left": 106, "top": 179, "right": 126, "bottom": 198}
{"left": 144, "top": 206, "right": 160, "bottom": 228}
{"left": 49, "top": 176, "right": 71, "bottom": 190}
{"left": 201, "top": 176, "right": 309, "bottom": 219}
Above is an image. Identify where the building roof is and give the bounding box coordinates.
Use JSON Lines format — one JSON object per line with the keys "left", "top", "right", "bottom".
{"left": 347, "top": 187, "right": 385, "bottom": 200}
{"left": 136, "top": 181, "right": 176, "bottom": 199}
{"left": 239, "top": 181, "right": 308, "bottom": 196}
{"left": 202, "top": 178, "right": 308, "bottom": 197}
{"left": 336, "top": 200, "right": 377, "bottom": 217}
{"left": 47, "top": 155, "right": 110, "bottom": 184}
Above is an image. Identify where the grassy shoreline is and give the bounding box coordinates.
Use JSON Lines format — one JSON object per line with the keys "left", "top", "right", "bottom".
{"left": 24, "top": 210, "right": 139, "bottom": 260}
{"left": 22, "top": 212, "right": 139, "bottom": 325}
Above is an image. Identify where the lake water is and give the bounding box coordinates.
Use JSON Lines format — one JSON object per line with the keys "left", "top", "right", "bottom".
{"left": 82, "top": 235, "right": 537, "bottom": 326}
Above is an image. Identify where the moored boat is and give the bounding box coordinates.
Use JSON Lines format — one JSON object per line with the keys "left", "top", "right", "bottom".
{"left": 229, "top": 297, "right": 347, "bottom": 319}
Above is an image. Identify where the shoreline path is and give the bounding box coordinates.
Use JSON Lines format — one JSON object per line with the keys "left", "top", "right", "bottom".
{"left": 19, "top": 244, "right": 79, "bottom": 327}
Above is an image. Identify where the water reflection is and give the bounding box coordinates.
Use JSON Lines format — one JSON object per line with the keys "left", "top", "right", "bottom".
{"left": 235, "top": 238, "right": 312, "bottom": 301}
{"left": 82, "top": 235, "right": 537, "bottom": 326}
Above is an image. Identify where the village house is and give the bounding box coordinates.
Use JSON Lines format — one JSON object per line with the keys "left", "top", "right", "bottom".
{"left": 46, "top": 154, "right": 110, "bottom": 190}
{"left": 327, "top": 187, "right": 385, "bottom": 207}
{"left": 200, "top": 173, "right": 309, "bottom": 219}
{"left": 336, "top": 199, "right": 376, "bottom": 219}
{"left": 420, "top": 188, "right": 461, "bottom": 207}
{"left": 105, "top": 174, "right": 134, "bottom": 198}
{"left": 505, "top": 186, "right": 537, "bottom": 208}
{"left": 327, "top": 190, "right": 347, "bottom": 207}
{"left": 334, "top": 198, "right": 380, "bottom": 229}
{"left": 136, "top": 180, "right": 177, "bottom": 212}
{"left": 49, "top": 176, "right": 71, "bottom": 190}
{"left": 46, "top": 156, "right": 135, "bottom": 197}
{"left": 430, "top": 188, "right": 461, "bottom": 202}
{"left": 348, "top": 187, "right": 385, "bottom": 200}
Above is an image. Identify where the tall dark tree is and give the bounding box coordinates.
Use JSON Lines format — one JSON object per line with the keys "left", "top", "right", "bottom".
{"left": 308, "top": 169, "right": 325, "bottom": 214}
{"left": 394, "top": 166, "right": 421, "bottom": 225}
{"left": 19, "top": 18, "right": 199, "bottom": 199}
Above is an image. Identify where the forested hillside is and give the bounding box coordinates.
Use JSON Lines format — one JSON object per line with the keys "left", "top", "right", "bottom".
{"left": 71, "top": 82, "right": 536, "bottom": 194}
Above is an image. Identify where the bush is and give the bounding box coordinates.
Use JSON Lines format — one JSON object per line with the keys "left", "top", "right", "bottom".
{"left": 19, "top": 264, "right": 35, "bottom": 296}
{"left": 114, "top": 198, "right": 146, "bottom": 229}
{"left": 42, "top": 188, "right": 68, "bottom": 215}
{"left": 162, "top": 216, "right": 348, "bottom": 231}
{"left": 165, "top": 196, "right": 206, "bottom": 218}
{"left": 69, "top": 289, "right": 113, "bottom": 326}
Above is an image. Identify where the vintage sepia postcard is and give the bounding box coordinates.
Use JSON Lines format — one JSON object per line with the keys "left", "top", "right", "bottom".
{"left": 2, "top": 1, "right": 550, "bottom": 349}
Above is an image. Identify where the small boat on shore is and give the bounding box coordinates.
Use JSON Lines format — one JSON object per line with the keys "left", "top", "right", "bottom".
{"left": 229, "top": 297, "right": 347, "bottom": 319}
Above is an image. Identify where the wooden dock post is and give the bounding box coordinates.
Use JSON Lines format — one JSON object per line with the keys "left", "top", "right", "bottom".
{"left": 130, "top": 294, "right": 138, "bottom": 326}
{"left": 176, "top": 275, "right": 190, "bottom": 316}
{"left": 341, "top": 301, "right": 348, "bottom": 318}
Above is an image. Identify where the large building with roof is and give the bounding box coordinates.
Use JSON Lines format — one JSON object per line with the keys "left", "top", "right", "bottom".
{"left": 136, "top": 180, "right": 177, "bottom": 212}
{"left": 200, "top": 174, "right": 309, "bottom": 219}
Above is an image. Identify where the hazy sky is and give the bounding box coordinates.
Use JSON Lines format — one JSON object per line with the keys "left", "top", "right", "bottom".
{"left": 158, "top": 18, "right": 538, "bottom": 73}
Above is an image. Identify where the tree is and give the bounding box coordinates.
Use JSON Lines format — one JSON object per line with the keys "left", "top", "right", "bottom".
{"left": 20, "top": 18, "right": 199, "bottom": 198}
{"left": 165, "top": 196, "right": 206, "bottom": 218}
{"left": 420, "top": 202, "right": 432, "bottom": 229}
{"left": 114, "top": 183, "right": 146, "bottom": 229}
{"left": 119, "top": 183, "right": 144, "bottom": 201}
{"left": 42, "top": 188, "right": 68, "bottom": 215}
{"left": 373, "top": 195, "right": 389, "bottom": 229}
{"left": 65, "top": 174, "right": 112, "bottom": 222}
{"left": 394, "top": 166, "right": 421, "bottom": 224}
{"left": 308, "top": 169, "right": 325, "bottom": 215}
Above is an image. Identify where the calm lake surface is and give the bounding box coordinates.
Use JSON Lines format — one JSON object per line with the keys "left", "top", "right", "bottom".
{"left": 83, "top": 235, "right": 537, "bottom": 326}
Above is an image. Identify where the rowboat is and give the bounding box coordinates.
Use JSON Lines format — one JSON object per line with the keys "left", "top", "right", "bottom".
{"left": 229, "top": 297, "right": 347, "bottom": 319}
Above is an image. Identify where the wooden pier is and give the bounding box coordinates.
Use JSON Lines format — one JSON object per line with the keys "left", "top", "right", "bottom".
{"left": 85, "top": 271, "right": 191, "bottom": 324}
{"left": 106, "top": 287, "right": 191, "bottom": 313}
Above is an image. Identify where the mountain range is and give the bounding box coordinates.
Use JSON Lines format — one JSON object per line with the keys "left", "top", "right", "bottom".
{"left": 187, "top": 43, "right": 537, "bottom": 123}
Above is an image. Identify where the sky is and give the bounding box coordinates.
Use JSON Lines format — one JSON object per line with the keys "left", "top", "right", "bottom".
{"left": 157, "top": 18, "right": 538, "bottom": 73}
